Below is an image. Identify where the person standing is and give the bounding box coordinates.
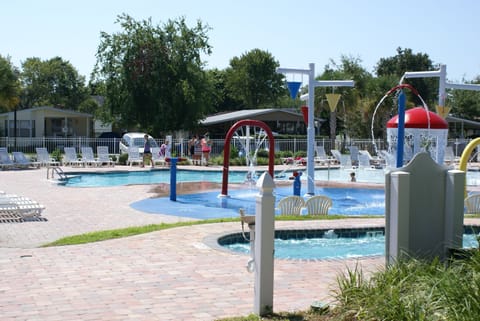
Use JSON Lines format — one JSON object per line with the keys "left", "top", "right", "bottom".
{"left": 142, "top": 134, "right": 154, "bottom": 168}
{"left": 200, "top": 133, "right": 211, "bottom": 166}
{"left": 188, "top": 135, "right": 197, "bottom": 158}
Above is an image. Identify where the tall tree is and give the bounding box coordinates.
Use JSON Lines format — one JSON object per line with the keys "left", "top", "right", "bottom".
{"left": 0, "top": 55, "right": 20, "bottom": 112}
{"left": 20, "top": 57, "right": 87, "bottom": 109}
{"left": 375, "top": 47, "right": 437, "bottom": 106}
{"left": 92, "top": 14, "right": 213, "bottom": 134}
{"left": 224, "top": 49, "right": 285, "bottom": 109}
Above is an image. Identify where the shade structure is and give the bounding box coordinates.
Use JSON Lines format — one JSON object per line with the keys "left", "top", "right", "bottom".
{"left": 386, "top": 107, "right": 448, "bottom": 165}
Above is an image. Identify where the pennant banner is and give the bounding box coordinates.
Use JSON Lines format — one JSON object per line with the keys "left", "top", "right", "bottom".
{"left": 435, "top": 105, "right": 450, "bottom": 118}
{"left": 286, "top": 81, "right": 302, "bottom": 99}
{"left": 326, "top": 93, "right": 341, "bottom": 112}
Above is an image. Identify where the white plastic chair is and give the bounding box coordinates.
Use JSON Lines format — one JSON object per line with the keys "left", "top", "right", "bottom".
{"left": 305, "top": 195, "right": 332, "bottom": 216}
{"left": 36, "top": 148, "right": 60, "bottom": 167}
{"left": 97, "top": 146, "right": 115, "bottom": 167}
{"left": 465, "top": 194, "right": 480, "bottom": 214}
{"left": 81, "top": 147, "right": 101, "bottom": 167}
{"left": 63, "top": 147, "right": 83, "bottom": 167}
{"left": 127, "top": 147, "right": 143, "bottom": 167}
{"left": 277, "top": 196, "right": 305, "bottom": 216}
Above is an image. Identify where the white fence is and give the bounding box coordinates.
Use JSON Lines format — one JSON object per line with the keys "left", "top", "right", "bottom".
{"left": 0, "top": 136, "right": 469, "bottom": 158}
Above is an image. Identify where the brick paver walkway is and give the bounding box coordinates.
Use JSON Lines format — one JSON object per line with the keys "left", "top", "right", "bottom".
{"left": 0, "top": 166, "right": 473, "bottom": 320}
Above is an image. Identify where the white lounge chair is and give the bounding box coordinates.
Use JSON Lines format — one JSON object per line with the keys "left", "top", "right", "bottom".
{"left": 0, "top": 193, "right": 45, "bottom": 218}
{"left": 314, "top": 146, "right": 332, "bottom": 165}
{"left": 277, "top": 196, "right": 305, "bottom": 216}
{"left": 63, "top": 147, "right": 83, "bottom": 167}
{"left": 359, "top": 150, "right": 383, "bottom": 168}
{"left": 465, "top": 194, "right": 480, "bottom": 214}
{"left": 305, "top": 195, "right": 332, "bottom": 215}
{"left": 347, "top": 146, "right": 359, "bottom": 166}
{"left": 36, "top": 148, "right": 60, "bottom": 167}
{"left": 331, "top": 149, "right": 354, "bottom": 169}
{"left": 127, "top": 147, "right": 143, "bottom": 167}
{"left": 151, "top": 147, "right": 166, "bottom": 167}
{"left": 12, "top": 152, "right": 40, "bottom": 168}
{"left": 0, "top": 149, "right": 15, "bottom": 170}
{"left": 81, "top": 147, "right": 101, "bottom": 167}
{"left": 96, "top": 146, "right": 115, "bottom": 167}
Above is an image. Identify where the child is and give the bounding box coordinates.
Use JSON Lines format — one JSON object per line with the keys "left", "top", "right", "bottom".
{"left": 350, "top": 172, "right": 356, "bottom": 182}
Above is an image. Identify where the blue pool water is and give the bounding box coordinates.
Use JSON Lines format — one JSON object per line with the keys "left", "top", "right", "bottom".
{"left": 224, "top": 233, "right": 479, "bottom": 260}
{"left": 63, "top": 167, "right": 480, "bottom": 187}
{"left": 63, "top": 169, "right": 250, "bottom": 187}
{"left": 131, "top": 186, "right": 385, "bottom": 219}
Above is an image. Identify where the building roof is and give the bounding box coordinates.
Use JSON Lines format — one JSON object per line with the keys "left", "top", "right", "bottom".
{"left": 0, "top": 106, "right": 92, "bottom": 118}
{"left": 200, "top": 108, "right": 320, "bottom": 125}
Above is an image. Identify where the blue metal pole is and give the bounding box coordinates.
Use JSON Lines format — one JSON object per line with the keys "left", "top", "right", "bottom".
{"left": 170, "top": 158, "right": 177, "bottom": 201}
{"left": 396, "top": 91, "right": 406, "bottom": 168}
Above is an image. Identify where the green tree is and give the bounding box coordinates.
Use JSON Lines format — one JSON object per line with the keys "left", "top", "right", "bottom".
{"left": 224, "top": 49, "right": 285, "bottom": 109}
{"left": 375, "top": 47, "right": 437, "bottom": 106}
{"left": 20, "top": 57, "right": 87, "bottom": 109}
{"left": 92, "top": 14, "right": 213, "bottom": 134}
{"left": 315, "top": 55, "right": 372, "bottom": 142}
{"left": 0, "top": 55, "right": 20, "bottom": 112}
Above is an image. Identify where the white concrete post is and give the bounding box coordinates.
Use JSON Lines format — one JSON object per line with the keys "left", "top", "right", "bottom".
{"left": 386, "top": 171, "right": 410, "bottom": 265}
{"left": 444, "top": 170, "right": 465, "bottom": 250}
{"left": 254, "top": 172, "right": 275, "bottom": 316}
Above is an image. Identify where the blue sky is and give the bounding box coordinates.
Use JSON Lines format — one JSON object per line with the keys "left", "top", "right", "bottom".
{"left": 1, "top": 0, "right": 479, "bottom": 83}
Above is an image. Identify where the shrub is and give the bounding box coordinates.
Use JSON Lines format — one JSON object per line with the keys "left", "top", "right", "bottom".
{"left": 118, "top": 153, "right": 128, "bottom": 165}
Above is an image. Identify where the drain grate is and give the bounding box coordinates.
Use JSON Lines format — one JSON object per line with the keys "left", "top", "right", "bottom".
{"left": 0, "top": 213, "right": 47, "bottom": 223}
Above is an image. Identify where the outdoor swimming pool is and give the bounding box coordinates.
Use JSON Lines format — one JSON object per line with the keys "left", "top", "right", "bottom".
{"left": 218, "top": 228, "right": 480, "bottom": 260}
{"left": 62, "top": 167, "right": 480, "bottom": 187}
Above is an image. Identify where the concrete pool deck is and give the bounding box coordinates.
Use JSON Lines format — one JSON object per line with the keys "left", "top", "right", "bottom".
{"left": 0, "top": 165, "right": 478, "bottom": 320}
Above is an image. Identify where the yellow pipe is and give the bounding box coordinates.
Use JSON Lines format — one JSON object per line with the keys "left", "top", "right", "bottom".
{"left": 458, "top": 137, "right": 480, "bottom": 197}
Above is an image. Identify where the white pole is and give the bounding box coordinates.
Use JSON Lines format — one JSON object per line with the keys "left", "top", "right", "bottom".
{"left": 306, "top": 63, "right": 315, "bottom": 196}
{"left": 254, "top": 172, "right": 275, "bottom": 316}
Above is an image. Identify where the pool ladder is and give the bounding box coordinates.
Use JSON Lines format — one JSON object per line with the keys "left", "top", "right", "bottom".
{"left": 47, "top": 166, "right": 67, "bottom": 180}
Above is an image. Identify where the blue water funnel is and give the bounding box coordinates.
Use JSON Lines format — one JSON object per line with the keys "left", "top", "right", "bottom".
{"left": 286, "top": 81, "right": 302, "bottom": 99}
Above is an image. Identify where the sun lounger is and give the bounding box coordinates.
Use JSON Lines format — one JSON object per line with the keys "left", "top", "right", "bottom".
{"left": 63, "top": 147, "right": 83, "bottom": 167}
{"left": 0, "top": 194, "right": 45, "bottom": 218}
{"left": 96, "top": 146, "right": 115, "bottom": 167}
{"left": 81, "top": 147, "right": 101, "bottom": 167}
{"left": 36, "top": 148, "right": 60, "bottom": 167}
{"left": 0, "top": 149, "right": 15, "bottom": 170}
{"left": 12, "top": 152, "right": 40, "bottom": 168}
{"left": 127, "top": 147, "right": 143, "bottom": 167}
{"left": 151, "top": 147, "right": 166, "bottom": 167}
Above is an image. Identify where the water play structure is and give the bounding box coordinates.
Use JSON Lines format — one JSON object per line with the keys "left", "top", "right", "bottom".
{"left": 221, "top": 119, "right": 275, "bottom": 197}
{"left": 276, "top": 63, "right": 354, "bottom": 195}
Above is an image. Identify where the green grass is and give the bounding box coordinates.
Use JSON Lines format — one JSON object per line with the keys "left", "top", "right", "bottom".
{"left": 42, "top": 215, "right": 375, "bottom": 247}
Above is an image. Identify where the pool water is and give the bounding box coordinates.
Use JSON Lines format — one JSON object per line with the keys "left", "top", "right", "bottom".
{"left": 130, "top": 186, "right": 385, "bottom": 219}
{"left": 224, "top": 233, "right": 479, "bottom": 260}
{"left": 62, "top": 168, "right": 480, "bottom": 187}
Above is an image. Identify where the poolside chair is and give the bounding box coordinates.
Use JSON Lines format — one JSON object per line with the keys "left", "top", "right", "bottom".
{"left": 63, "top": 147, "right": 83, "bottom": 167}
{"left": 359, "top": 150, "right": 383, "bottom": 168}
{"left": 305, "top": 195, "right": 332, "bottom": 216}
{"left": 151, "top": 147, "right": 166, "bottom": 167}
{"left": 314, "top": 145, "right": 332, "bottom": 165}
{"left": 0, "top": 149, "right": 15, "bottom": 170}
{"left": 12, "top": 152, "right": 40, "bottom": 168}
{"left": 96, "top": 146, "right": 115, "bottom": 167}
{"left": 127, "top": 147, "right": 143, "bottom": 167}
{"left": 347, "top": 146, "right": 359, "bottom": 166}
{"left": 36, "top": 148, "right": 60, "bottom": 167}
{"left": 330, "top": 149, "right": 353, "bottom": 169}
{"left": 465, "top": 194, "right": 480, "bottom": 214}
{"left": 0, "top": 193, "right": 45, "bottom": 218}
{"left": 277, "top": 196, "right": 305, "bottom": 216}
{"left": 81, "top": 147, "right": 101, "bottom": 167}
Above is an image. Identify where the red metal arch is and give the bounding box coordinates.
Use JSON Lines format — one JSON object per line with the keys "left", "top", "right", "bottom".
{"left": 221, "top": 120, "right": 275, "bottom": 196}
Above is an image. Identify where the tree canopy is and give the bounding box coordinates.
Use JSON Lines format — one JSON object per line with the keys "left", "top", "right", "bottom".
{"left": 20, "top": 57, "right": 87, "bottom": 109}
{"left": 92, "top": 14, "right": 213, "bottom": 134}
{"left": 0, "top": 55, "right": 20, "bottom": 112}
{"left": 224, "top": 49, "right": 286, "bottom": 109}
